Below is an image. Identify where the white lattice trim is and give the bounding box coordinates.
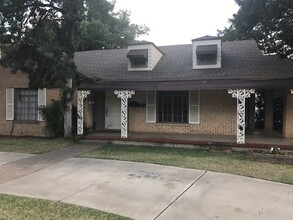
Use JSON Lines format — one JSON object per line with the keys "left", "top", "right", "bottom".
{"left": 228, "top": 89, "right": 255, "bottom": 144}
{"left": 77, "top": 90, "right": 90, "bottom": 135}
{"left": 114, "top": 90, "right": 135, "bottom": 138}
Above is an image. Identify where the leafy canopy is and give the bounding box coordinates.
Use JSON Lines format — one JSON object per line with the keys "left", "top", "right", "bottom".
{"left": 0, "top": 0, "right": 149, "bottom": 89}
{"left": 218, "top": 0, "right": 293, "bottom": 58}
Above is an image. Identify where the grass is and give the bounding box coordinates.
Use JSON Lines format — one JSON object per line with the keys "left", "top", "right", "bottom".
{"left": 0, "top": 194, "right": 131, "bottom": 220}
{"left": 80, "top": 143, "right": 293, "bottom": 185}
{"left": 0, "top": 137, "right": 74, "bottom": 154}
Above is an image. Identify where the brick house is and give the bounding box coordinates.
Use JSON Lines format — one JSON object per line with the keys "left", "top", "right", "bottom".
{"left": 75, "top": 36, "right": 293, "bottom": 144}
{"left": 1, "top": 36, "right": 293, "bottom": 144}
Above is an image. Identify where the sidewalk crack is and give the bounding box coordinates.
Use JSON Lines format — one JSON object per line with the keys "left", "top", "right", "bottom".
{"left": 154, "top": 170, "right": 208, "bottom": 220}
{"left": 58, "top": 179, "right": 98, "bottom": 202}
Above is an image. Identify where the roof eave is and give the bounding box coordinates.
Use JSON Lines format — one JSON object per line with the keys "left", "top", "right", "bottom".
{"left": 78, "top": 78, "right": 293, "bottom": 91}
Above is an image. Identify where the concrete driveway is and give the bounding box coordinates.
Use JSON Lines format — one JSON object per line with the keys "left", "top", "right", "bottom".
{"left": 0, "top": 152, "right": 292, "bottom": 220}
{"left": 0, "top": 152, "right": 32, "bottom": 166}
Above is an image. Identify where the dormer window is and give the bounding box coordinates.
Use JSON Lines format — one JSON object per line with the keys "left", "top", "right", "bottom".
{"left": 127, "top": 41, "right": 163, "bottom": 71}
{"left": 196, "top": 45, "right": 217, "bottom": 65}
{"left": 192, "top": 35, "right": 221, "bottom": 69}
{"left": 127, "top": 49, "right": 148, "bottom": 68}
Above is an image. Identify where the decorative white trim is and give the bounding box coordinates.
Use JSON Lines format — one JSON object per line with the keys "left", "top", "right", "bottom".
{"left": 77, "top": 90, "right": 90, "bottom": 135}
{"left": 114, "top": 90, "right": 135, "bottom": 138}
{"left": 228, "top": 89, "right": 255, "bottom": 144}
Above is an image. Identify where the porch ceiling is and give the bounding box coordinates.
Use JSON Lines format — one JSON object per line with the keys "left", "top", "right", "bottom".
{"left": 78, "top": 77, "right": 293, "bottom": 91}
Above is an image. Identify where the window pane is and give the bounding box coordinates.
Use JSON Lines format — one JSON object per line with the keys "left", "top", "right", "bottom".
{"left": 15, "top": 89, "right": 38, "bottom": 121}
{"left": 158, "top": 91, "right": 188, "bottom": 123}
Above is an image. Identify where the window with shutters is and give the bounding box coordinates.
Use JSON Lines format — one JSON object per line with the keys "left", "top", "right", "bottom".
{"left": 146, "top": 90, "right": 199, "bottom": 124}
{"left": 15, "top": 89, "right": 38, "bottom": 121}
{"left": 158, "top": 91, "right": 189, "bottom": 123}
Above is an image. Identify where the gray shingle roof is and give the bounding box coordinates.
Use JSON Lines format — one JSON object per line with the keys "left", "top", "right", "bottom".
{"left": 74, "top": 40, "right": 293, "bottom": 84}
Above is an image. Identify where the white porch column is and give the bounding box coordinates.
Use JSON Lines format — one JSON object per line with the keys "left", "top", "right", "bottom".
{"left": 114, "top": 90, "right": 135, "bottom": 138}
{"left": 77, "top": 90, "right": 90, "bottom": 135}
{"left": 228, "top": 89, "right": 255, "bottom": 144}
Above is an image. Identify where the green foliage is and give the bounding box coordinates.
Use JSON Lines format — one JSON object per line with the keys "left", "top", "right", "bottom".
{"left": 0, "top": 1, "right": 82, "bottom": 89}
{"left": 0, "top": 0, "right": 149, "bottom": 137}
{"left": 78, "top": 10, "right": 149, "bottom": 50}
{"left": 40, "top": 100, "right": 64, "bottom": 137}
{"left": 218, "top": 0, "right": 293, "bottom": 58}
{"left": 0, "top": 1, "right": 149, "bottom": 89}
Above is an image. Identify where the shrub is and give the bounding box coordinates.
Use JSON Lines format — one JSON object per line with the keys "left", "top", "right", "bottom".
{"left": 40, "top": 100, "right": 64, "bottom": 137}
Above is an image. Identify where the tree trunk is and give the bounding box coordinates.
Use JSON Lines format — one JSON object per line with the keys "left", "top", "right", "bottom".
{"left": 64, "top": 78, "right": 72, "bottom": 138}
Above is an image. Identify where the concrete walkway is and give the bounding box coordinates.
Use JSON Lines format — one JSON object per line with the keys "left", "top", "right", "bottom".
{"left": 0, "top": 144, "right": 100, "bottom": 184}
{"left": 0, "top": 147, "right": 292, "bottom": 220}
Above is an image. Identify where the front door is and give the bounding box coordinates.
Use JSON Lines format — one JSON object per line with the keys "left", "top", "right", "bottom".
{"left": 105, "top": 91, "right": 121, "bottom": 130}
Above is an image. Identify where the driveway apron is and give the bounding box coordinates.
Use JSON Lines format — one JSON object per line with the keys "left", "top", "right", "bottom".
{"left": 0, "top": 145, "right": 292, "bottom": 220}
{"left": 0, "top": 144, "right": 100, "bottom": 184}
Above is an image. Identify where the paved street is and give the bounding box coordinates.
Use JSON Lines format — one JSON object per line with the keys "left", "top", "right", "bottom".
{"left": 0, "top": 148, "right": 292, "bottom": 220}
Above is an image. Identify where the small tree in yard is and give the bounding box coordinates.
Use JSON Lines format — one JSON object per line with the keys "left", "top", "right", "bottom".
{"left": 0, "top": 0, "right": 148, "bottom": 137}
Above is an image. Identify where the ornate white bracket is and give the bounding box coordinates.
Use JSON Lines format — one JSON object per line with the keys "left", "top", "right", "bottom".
{"left": 228, "top": 89, "right": 255, "bottom": 144}
{"left": 77, "top": 90, "right": 90, "bottom": 135}
{"left": 290, "top": 89, "right": 293, "bottom": 94}
{"left": 114, "top": 90, "right": 135, "bottom": 138}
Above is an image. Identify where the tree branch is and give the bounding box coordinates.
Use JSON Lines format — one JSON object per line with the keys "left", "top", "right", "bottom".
{"left": 6, "top": 2, "right": 64, "bottom": 14}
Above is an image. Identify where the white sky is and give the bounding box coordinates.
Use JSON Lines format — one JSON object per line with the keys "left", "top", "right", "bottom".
{"left": 115, "top": 0, "right": 239, "bottom": 46}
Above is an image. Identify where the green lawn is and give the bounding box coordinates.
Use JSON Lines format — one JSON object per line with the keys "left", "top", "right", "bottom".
{"left": 81, "top": 144, "right": 293, "bottom": 185}
{"left": 0, "top": 194, "right": 130, "bottom": 220}
{"left": 0, "top": 137, "right": 74, "bottom": 154}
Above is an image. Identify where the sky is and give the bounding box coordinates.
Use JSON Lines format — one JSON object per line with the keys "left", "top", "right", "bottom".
{"left": 115, "top": 0, "right": 239, "bottom": 46}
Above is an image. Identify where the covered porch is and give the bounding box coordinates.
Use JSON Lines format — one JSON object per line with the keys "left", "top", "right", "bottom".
{"left": 84, "top": 130, "right": 293, "bottom": 150}
{"left": 76, "top": 78, "right": 293, "bottom": 146}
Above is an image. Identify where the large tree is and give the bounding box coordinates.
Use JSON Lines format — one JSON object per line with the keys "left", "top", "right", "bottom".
{"left": 0, "top": 0, "right": 148, "bottom": 137}
{"left": 78, "top": 9, "right": 149, "bottom": 51}
{"left": 218, "top": 0, "right": 293, "bottom": 58}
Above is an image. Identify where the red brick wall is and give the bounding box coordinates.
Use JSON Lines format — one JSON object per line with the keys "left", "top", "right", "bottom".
{"left": 0, "top": 68, "right": 60, "bottom": 137}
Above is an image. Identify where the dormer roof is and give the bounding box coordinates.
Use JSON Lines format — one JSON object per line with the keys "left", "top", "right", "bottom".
{"left": 192, "top": 35, "right": 222, "bottom": 41}
{"left": 128, "top": 40, "right": 153, "bottom": 45}
{"left": 128, "top": 41, "right": 165, "bottom": 55}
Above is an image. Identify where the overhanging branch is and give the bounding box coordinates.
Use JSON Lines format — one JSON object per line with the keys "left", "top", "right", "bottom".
{"left": 2, "top": 2, "right": 64, "bottom": 14}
